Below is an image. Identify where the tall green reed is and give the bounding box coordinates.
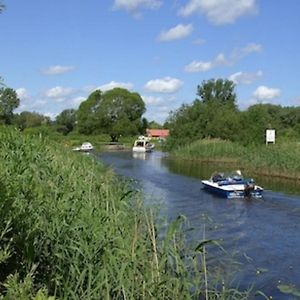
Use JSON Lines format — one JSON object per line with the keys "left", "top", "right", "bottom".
{"left": 171, "top": 138, "right": 300, "bottom": 178}
{"left": 0, "top": 128, "right": 249, "bottom": 299}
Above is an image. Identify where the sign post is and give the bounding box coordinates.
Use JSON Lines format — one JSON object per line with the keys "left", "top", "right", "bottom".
{"left": 266, "top": 129, "right": 275, "bottom": 144}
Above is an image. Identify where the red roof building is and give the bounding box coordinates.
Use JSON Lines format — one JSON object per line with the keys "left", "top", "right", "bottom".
{"left": 146, "top": 129, "right": 169, "bottom": 139}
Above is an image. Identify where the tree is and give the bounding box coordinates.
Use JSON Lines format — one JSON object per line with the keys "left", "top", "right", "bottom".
{"left": 197, "top": 78, "right": 237, "bottom": 109}
{"left": 77, "top": 88, "right": 146, "bottom": 141}
{"left": 165, "top": 79, "right": 240, "bottom": 150}
{"left": 55, "top": 109, "right": 77, "bottom": 135}
{"left": 77, "top": 90, "right": 102, "bottom": 135}
{"left": 148, "top": 120, "right": 162, "bottom": 129}
{"left": 14, "top": 111, "right": 50, "bottom": 130}
{"left": 0, "top": 87, "right": 20, "bottom": 124}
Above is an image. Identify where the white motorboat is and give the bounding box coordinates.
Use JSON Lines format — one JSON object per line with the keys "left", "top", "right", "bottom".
{"left": 73, "top": 142, "right": 94, "bottom": 152}
{"left": 202, "top": 170, "right": 263, "bottom": 198}
{"left": 132, "top": 138, "right": 154, "bottom": 153}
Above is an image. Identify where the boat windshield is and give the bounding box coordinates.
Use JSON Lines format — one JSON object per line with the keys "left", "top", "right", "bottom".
{"left": 135, "top": 140, "right": 146, "bottom": 147}
{"left": 211, "top": 170, "right": 243, "bottom": 182}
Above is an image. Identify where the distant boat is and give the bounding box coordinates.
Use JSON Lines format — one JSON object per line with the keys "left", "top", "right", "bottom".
{"left": 73, "top": 142, "right": 94, "bottom": 152}
{"left": 202, "top": 170, "right": 263, "bottom": 198}
{"left": 132, "top": 138, "right": 154, "bottom": 153}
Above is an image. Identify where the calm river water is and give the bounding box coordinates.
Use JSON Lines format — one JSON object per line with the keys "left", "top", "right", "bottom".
{"left": 98, "top": 151, "right": 300, "bottom": 299}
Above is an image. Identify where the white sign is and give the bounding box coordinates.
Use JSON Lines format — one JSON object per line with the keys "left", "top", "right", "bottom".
{"left": 266, "top": 129, "right": 275, "bottom": 144}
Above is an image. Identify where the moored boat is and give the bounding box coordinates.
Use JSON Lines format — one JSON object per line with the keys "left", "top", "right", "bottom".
{"left": 73, "top": 142, "right": 94, "bottom": 152}
{"left": 202, "top": 170, "right": 263, "bottom": 198}
{"left": 132, "top": 138, "right": 154, "bottom": 153}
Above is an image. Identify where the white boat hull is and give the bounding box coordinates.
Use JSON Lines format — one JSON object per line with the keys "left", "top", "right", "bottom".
{"left": 132, "top": 146, "right": 152, "bottom": 153}
{"left": 202, "top": 180, "right": 263, "bottom": 198}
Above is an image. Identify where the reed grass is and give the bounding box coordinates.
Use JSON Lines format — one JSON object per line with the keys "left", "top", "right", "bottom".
{"left": 171, "top": 138, "right": 300, "bottom": 179}
{"left": 0, "top": 128, "right": 250, "bottom": 299}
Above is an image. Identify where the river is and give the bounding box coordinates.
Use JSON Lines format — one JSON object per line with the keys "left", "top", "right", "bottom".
{"left": 98, "top": 151, "right": 300, "bottom": 299}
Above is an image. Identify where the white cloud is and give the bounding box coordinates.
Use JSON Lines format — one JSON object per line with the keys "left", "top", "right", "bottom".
{"left": 253, "top": 86, "right": 281, "bottom": 101}
{"left": 142, "top": 95, "right": 163, "bottom": 105}
{"left": 231, "top": 43, "right": 262, "bottom": 61}
{"left": 145, "top": 105, "right": 170, "bottom": 123}
{"left": 72, "top": 96, "right": 86, "bottom": 107}
{"left": 144, "top": 77, "right": 183, "bottom": 93}
{"left": 44, "top": 86, "right": 75, "bottom": 98}
{"left": 158, "top": 24, "right": 193, "bottom": 41}
{"left": 42, "top": 65, "right": 75, "bottom": 75}
{"left": 192, "top": 38, "right": 206, "bottom": 45}
{"left": 44, "top": 112, "right": 58, "bottom": 120}
{"left": 96, "top": 81, "right": 134, "bottom": 92}
{"left": 16, "top": 88, "right": 30, "bottom": 100}
{"left": 179, "top": 0, "right": 257, "bottom": 25}
{"left": 229, "top": 70, "right": 263, "bottom": 84}
{"left": 113, "top": 0, "right": 162, "bottom": 12}
{"left": 184, "top": 43, "right": 262, "bottom": 73}
{"left": 184, "top": 60, "right": 213, "bottom": 72}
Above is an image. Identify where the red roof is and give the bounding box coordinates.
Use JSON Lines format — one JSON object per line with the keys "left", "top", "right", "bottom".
{"left": 147, "top": 129, "right": 169, "bottom": 138}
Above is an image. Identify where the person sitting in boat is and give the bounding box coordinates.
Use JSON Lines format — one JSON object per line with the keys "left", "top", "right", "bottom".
{"left": 211, "top": 172, "right": 224, "bottom": 182}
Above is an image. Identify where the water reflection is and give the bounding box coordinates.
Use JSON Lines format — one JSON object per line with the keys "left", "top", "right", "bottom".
{"left": 132, "top": 152, "right": 146, "bottom": 160}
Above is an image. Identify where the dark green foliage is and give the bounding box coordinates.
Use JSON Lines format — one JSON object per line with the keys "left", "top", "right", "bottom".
{"left": 55, "top": 109, "right": 77, "bottom": 135}
{"left": 166, "top": 79, "right": 300, "bottom": 150}
{"left": 166, "top": 79, "right": 240, "bottom": 150}
{"left": 13, "top": 111, "right": 51, "bottom": 130}
{"left": 197, "top": 78, "right": 237, "bottom": 109}
{"left": 0, "top": 87, "right": 20, "bottom": 125}
{"left": 77, "top": 88, "right": 146, "bottom": 141}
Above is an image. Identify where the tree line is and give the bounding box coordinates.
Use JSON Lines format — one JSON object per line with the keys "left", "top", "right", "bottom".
{"left": 165, "top": 79, "right": 300, "bottom": 149}
{"left": 1, "top": 78, "right": 300, "bottom": 145}
{"left": 0, "top": 86, "right": 150, "bottom": 141}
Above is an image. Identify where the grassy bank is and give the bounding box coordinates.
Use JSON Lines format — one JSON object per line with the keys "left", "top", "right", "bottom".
{"left": 0, "top": 128, "right": 251, "bottom": 299}
{"left": 170, "top": 139, "right": 300, "bottom": 179}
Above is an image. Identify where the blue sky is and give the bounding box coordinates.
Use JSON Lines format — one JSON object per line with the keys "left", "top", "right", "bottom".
{"left": 1, "top": 0, "right": 300, "bottom": 123}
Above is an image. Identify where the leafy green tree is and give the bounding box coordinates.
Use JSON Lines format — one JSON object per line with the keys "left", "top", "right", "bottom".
{"left": 165, "top": 101, "right": 206, "bottom": 149}
{"left": 77, "top": 90, "right": 102, "bottom": 134}
{"left": 14, "top": 111, "right": 50, "bottom": 130}
{"left": 197, "top": 78, "right": 237, "bottom": 109}
{"left": 166, "top": 79, "right": 239, "bottom": 149}
{"left": 55, "top": 109, "right": 77, "bottom": 135}
{"left": 0, "top": 87, "right": 20, "bottom": 124}
{"left": 77, "top": 88, "right": 146, "bottom": 141}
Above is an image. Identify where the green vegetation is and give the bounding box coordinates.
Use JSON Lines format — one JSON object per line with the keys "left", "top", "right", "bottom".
{"left": 166, "top": 79, "right": 300, "bottom": 150}
{"left": 0, "top": 128, "right": 251, "bottom": 299}
{"left": 77, "top": 88, "right": 146, "bottom": 141}
{"left": 171, "top": 139, "right": 300, "bottom": 179}
{"left": 0, "top": 87, "right": 20, "bottom": 125}
{"left": 165, "top": 79, "right": 300, "bottom": 178}
{"left": 13, "top": 111, "right": 51, "bottom": 131}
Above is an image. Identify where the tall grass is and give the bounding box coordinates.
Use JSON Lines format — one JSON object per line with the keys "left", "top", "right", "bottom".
{"left": 0, "top": 128, "right": 250, "bottom": 299}
{"left": 171, "top": 139, "right": 300, "bottom": 179}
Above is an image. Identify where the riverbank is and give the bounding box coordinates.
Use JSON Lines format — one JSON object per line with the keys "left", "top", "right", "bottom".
{"left": 170, "top": 139, "right": 300, "bottom": 180}
{"left": 0, "top": 128, "right": 250, "bottom": 299}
